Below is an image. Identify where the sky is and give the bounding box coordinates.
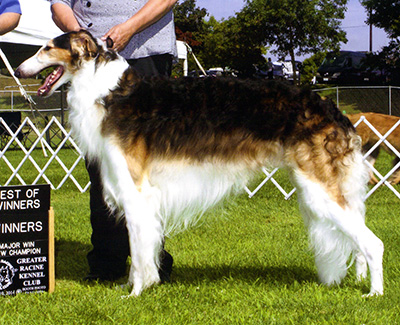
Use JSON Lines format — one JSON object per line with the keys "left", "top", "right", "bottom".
{"left": 196, "top": 0, "right": 390, "bottom": 61}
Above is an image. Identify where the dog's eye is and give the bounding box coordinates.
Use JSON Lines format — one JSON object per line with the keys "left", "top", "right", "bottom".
{"left": 44, "top": 46, "right": 52, "bottom": 51}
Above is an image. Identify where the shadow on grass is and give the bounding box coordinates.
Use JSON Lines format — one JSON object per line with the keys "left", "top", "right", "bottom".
{"left": 172, "top": 264, "right": 317, "bottom": 286}
{"left": 54, "top": 237, "right": 316, "bottom": 288}
{"left": 54, "top": 238, "right": 92, "bottom": 281}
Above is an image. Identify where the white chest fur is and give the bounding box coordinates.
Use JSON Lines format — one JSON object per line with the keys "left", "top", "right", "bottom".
{"left": 67, "top": 58, "right": 129, "bottom": 160}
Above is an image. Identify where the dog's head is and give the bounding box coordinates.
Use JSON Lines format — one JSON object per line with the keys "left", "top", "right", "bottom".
{"left": 15, "top": 30, "right": 103, "bottom": 97}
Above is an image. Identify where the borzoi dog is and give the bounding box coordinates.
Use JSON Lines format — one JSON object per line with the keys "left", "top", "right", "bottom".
{"left": 348, "top": 112, "right": 400, "bottom": 185}
{"left": 15, "top": 30, "right": 383, "bottom": 297}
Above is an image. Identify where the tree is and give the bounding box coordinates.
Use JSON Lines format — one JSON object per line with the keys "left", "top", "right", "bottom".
{"left": 173, "top": 0, "right": 208, "bottom": 74}
{"left": 198, "top": 15, "right": 267, "bottom": 76}
{"left": 242, "top": 0, "right": 348, "bottom": 84}
{"left": 174, "top": 0, "right": 267, "bottom": 77}
{"left": 360, "top": 1, "right": 400, "bottom": 85}
{"left": 300, "top": 52, "right": 327, "bottom": 85}
{"left": 174, "top": 0, "right": 208, "bottom": 47}
{"left": 174, "top": 0, "right": 207, "bottom": 33}
{"left": 361, "top": 0, "right": 400, "bottom": 38}
{"left": 361, "top": 41, "right": 400, "bottom": 85}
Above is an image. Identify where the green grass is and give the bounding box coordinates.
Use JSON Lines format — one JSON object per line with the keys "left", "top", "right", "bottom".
{"left": 1, "top": 149, "right": 400, "bottom": 324}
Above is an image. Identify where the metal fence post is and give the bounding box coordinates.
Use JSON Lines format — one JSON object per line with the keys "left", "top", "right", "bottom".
{"left": 336, "top": 86, "right": 339, "bottom": 109}
{"left": 389, "top": 85, "right": 392, "bottom": 115}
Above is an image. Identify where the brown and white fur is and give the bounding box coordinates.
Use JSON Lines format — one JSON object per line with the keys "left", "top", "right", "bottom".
{"left": 347, "top": 112, "right": 400, "bottom": 184}
{"left": 15, "top": 31, "right": 383, "bottom": 297}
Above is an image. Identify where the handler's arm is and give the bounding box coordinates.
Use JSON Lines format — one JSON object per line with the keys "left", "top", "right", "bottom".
{"left": 0, "top": 12, "right": 20, "bottom": 35}
{"left": 50, "top": 2, "right": 81, "bottom": 32}
{"left": 102, "top": 0, "right": 178, "bottom": 51}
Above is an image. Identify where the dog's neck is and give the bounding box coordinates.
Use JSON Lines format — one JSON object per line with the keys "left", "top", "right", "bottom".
{"left": 67, "top": 55, "right": 129, "bottom": 160}
{"left": 70, "top": 55, "right": 129, "bottom": 105}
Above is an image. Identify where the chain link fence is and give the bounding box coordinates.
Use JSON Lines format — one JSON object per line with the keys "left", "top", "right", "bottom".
{"left": 0, "top": 86, "right": 68, "bottom": 149}
{"left": 313, "top": 86, "right": 400, "bottom": 116}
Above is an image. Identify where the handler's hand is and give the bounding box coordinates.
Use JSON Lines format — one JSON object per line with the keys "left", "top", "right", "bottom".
{"left": 102, "top": 22, "right": 133, "bottom": 52}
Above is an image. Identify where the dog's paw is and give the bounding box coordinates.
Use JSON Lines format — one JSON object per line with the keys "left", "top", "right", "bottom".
{"left": 121, "top": 293, "right": 137, "bottom": 299}
{"left": 114, "top": 283, "right": 136, "bottom": 298}
{"left": 121, "top": 287, "right": 142, "bottom": 299}
{"left": 362, "top": 290, "right": 383, "bottom": 298}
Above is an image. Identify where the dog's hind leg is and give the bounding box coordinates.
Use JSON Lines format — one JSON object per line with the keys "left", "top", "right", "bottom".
{"left": 294, "top": 170, "right": 384, "bottom": 296}
{"left": 295, "top": 177, "right": 355, "bottom": 286}
{"left": 338, "top": 152, "right": 384, "bottom": 297}
{"left": 355, "top": 250, "right": 368, "bottom": 281}
{"left": 289, "top": 139, "right": 383, "bottom": 296}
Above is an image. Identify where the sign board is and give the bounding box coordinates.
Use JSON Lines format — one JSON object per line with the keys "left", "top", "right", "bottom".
{"left": 0, "top": 185, "right": 54, "bottom": 296}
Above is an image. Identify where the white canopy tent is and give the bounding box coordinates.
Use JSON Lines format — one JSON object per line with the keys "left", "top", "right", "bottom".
{"left": 0, "top": 0, "right": 188, "bottom": 73}
{"left": 0, "top": 0, "right": 62, "bottom": 46}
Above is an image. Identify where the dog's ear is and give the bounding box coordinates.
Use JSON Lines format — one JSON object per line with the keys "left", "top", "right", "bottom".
{"left": 71, "top": 31, "right": 99, "bottom": 59}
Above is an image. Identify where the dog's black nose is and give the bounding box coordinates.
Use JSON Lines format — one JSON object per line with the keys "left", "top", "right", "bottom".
{"left": 14, "top": 69, "right": 21, "bottom": 78}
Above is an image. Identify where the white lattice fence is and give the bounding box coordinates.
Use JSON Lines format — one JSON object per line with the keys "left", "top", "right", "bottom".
{"left": 0, "top": 116, "right": 89, "bottom": 192}
{"left": 1, "top": 115, "right": 399, "bottom": 199}
{"left": 245, "top": 115, "right": 400, "bottom": 200}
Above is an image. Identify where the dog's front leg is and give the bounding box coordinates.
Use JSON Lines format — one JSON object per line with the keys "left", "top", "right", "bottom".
{"left": 123, "top": 187, "right": 163, "bottom": 297}
{"left": 101, "top": 144, "right": 163, "bottom": 297}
